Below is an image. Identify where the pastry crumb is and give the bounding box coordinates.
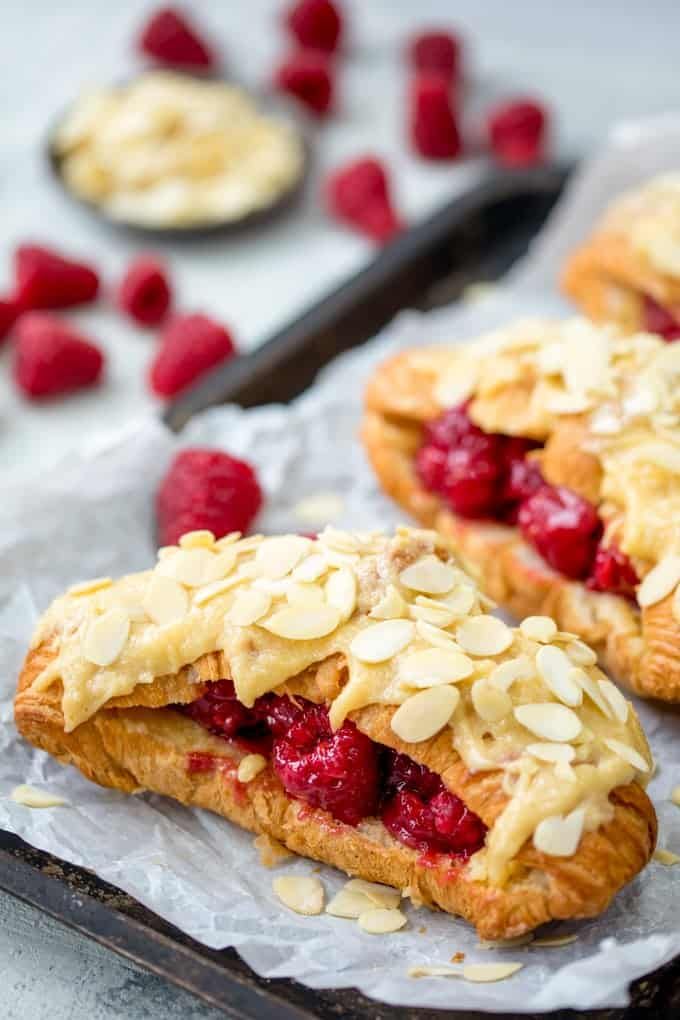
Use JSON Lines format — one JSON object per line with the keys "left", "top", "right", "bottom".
{"left": 10, "top": 785, "right": 67, "bottom": 809}
{"left": 477, "top": 933, "right": 534, "bottom": 950}
{"left": 653, "top": 848, "right": 680, "bottom": 866}
{"left": 254, "top": 833, "right": 293, "bottom": 868}
{"left": 450, "top": 951, "right": 465, "bottom": 963}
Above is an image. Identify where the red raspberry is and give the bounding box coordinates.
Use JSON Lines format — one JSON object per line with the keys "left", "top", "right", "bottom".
{"left": 518, "top": 484, "right": 602, "bottom": 579}
{"left": 273, "top": 50, "right": 334, "bottom": 117}
{"left": 501, "top": 455, "right": 544, "bottom": 505}
{"left": 410, "top": 74, "right": 462, "bottom": 160}
{"left": 587, "top": 543, "right": 639, "bottom": 600}
{"left": 157, "top": 448, "right": 262, "bottom": 546}
{"left": 423, "top": 403, "right": 478, "bottom": 451}
{"left": 285, "top": 0, "right": 343, "bottom": 54}
{"left": 14, "top": 244, "right": 99, "bottom": 311}
{"left": 13, "top": 313, "right": 104, "bottom": 399}
{"left": 415, "top": 443, "right": 448, "bottom": 494}
{"left": 409, "top": 30, "right": 462, "bottom": 85}
{"left": 642, "top": 295, "right": 680, "bottom": 342}
{"left": 325, "top": 157, "right": 404, "bottom": 243}
{"left": 487, "top": 99, "right": 547, "bottom": 168}
{"left": 138, "top": 7, "right": 215, "bottom": 69}
{"left": 118, "top": 256, "right": 172, "bottom": 327}
{"left": 149, "top": 313, "right": 236, "bottom": 398}
{"left": 272, "top": 703, "right": 379, "bottom": 825}
{"left": 382, "top": 749, "right": 444, "bottom": 801}
{"left": 0, "top": 297, "right": 20, "bottom": 343}
{"left": 382, "top": 788, "right": 486, "bottom": 857}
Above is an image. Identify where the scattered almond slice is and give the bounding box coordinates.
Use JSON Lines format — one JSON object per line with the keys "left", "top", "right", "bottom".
{"left": 229, "top": 589, "right": 272, "bottom": 627}
{"left": 68, "top": 576, "right": 112, "bottom": 597}
{"left": 526, "top": 742, "right": 575, "bottom": 765}
{"left": 350, "top": 619, "right": 414, "bottom": 664}
{"left": 519, "top": 616, "right": 557, "bottom": 642}
{"left": 286, "top": 582, "right": 326, "bottom": 608}
{"left": 319, "top": 526, "right": 360, "bottom": 554}
{"left": 565, "top": 639, "right": 598, "bottom": 667}
{"left": 671, "top": 785, "right": 680, "bottom": 807}
{"left": 533, "top": 808, "right": 585, "bottom": 857}
{"left": 398, "top": 647, "right": 473, "bottom": 688}
{"left": 358, "top": 907, "right": 407, "bottom": 934}
{"left": 637, "top": 555, "right": 680, "bottom": 607}
{"left": 434, "top": 360, "right": 479, "bottom": 408}
{"left": 477, "top": 933, "right": 534, "bottom": 949}
{"left": 409, "top": 602, "right": 455, "bottom": 628}
{"left": 326, "top": 888, "right": 375, "bottom": 918}
{"left": 390, "top": 684, "right": 459, "bottom": 743}
{"left": 462, "top": 962, "right": 523, "bottom": 983}
{"left": 597, "top": 678, "right": 629, "bottom": 723}
{"left": 408, "top": 964, "right": 462, "bottom": 979}
{"left": 273, "top": 875, "right": 324, "bottom": 915}
{"left": 193, "top": 572, "right": 250, "bottom": 606}
{"left": 415, "top": 619, "right": 458, "bottom": 648}
{"left": 535, "top": 645, "right": 583, "bottom": 707}
{"left": 344, "top": 879, "right": 401, "bottom": 909}
{"left": 255, "top": 535, "right": 310, "bottom": 580}
{"left": 571, "top": 667, "right": 613, "bottom": 717}
{"left": 369, "top": 584, "right": 408, "bottom": 620}
{"left": 237, "top": 754, "right": 267, "bottom": 782}
{"left": 179, "top": 530, "right": 215, "bottom": 549}
{"left": 514, "top": 703, "right": 582, "bottom": 742}
{"left": 82, "top": 608, "right": 130, "bottom": 667}
{"left": 293, "top": 491, "right": 345, "bottom": 523}
{"left": 488, "top": 654, "right": 534, "bottom": 691}
{"left": 10, "top": 785, "right": 67, "bottom": 809}
{"left": 202, "top": 547, "right": 238, "bottom": 583}
{"left": 262, "top": 604, "right": 341, "bottom": 641}
{"left": 471, "top": 677, "right": 512, "bottom": 722}
{"left": 456, "top": 617, "right": 513, "bottom": 656}
{"left": 292, "top": 553, "right": 328, "bottom": 583}
{"left": 532, "top": 934, "right": 578, "bottom": 948}
{"left": 325, "top": 567, "right": 357, "bottom": 621}
{"left": 143, "top": 573, "right": 189, "bottom": 626}
{"left": 604, "top": 737, "right": 650, "bottom": 772}
{"left": 653, "top": 849, "right": 680, "bottom": 866}
{"left": 399, "top": 555, "right": 458, "bottom": 596}
{"left": 442, "top": 585, "right": 477, "bottom": 615}
{"left": 214, "top": 531, "right": 241, "bottom": 548}
{"left": 156, "top": 547, "right": 216, "bottom": 587}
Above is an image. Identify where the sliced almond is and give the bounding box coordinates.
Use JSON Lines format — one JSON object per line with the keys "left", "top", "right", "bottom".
{"left": 441, "top": 585, "right": 477, "bottom": 616}
{"left": 604, "top": 737, "right": 650, "bottom": 772}
{"left": 157, "top": 548, "right": 218, "bottom": 587}
{"left": 471, "top": 677, "right": 512, "bottom": 722}
{"left": 202, "top": 547, "right": 238, "bottom": 583}
{"left": 369, "top": 585, "right": 407, "bottom": 620}
{"left": 262, "top": 604, "right": 341, "bottom": 641}
{"left": 415, "top": 619, "right": 458, "bottom": 649}
{"left": 671, "top": 785, "right": 680, "bottom": 807}
{"left": 654, "top": 849, "right": 680, "bottom": 866}
{"left": 229, "top": 589, "right": 272, "bottom": 626}
{"left": 532, "top": 934, "right": 578, "bottom": 948}
{"left": 461, "top": 962, "right": 523, "bottom": 983}
{"left": 514, "top": 703, "right": 582, "bottom": 742}
{"left": 390, "top": 685, "right": 459, "bottom": 743}
{"left": 255, "top": 536, "right": 310, "bottom": 580}
{"left": 571, "top": 667, "right": 612, "bottom": 717}
{"left": 409, "top": 602, "right": 456, "bottom": 628}
{"left": 318, "top": 526, "right": 360, "bottom": 554}
{"left": 535, "top": 645, "right": 583, "bottom": 707}
{"left": 286, "top": 582, "right": 326, "bottom": 607}
{"left": 68, "top": 576, "right": 112, "bottom": 597}
{"left": 456, "top": 617, "right": 513, "bottom": 656}
{"left": 273, "top": 875, "right": 324, "bottom": 915}
{"left": 292, "top": 553, "right": 328, "bottom": 583}
{"left": 398, "top": 647, "right": 473, "bottom": 688}
{"left": 358, "top": 907, "right": 407, "bottom": 934}
{"left": 533, "top": 808, "right": 585, "bottom": 857}
{"left": 82, "top": 608, "right": 130, "bottom": 667}
{"left": 637, "top": 555, "right": 680, "bottom": 607}
{"left": 326, "top": 888, "right": 375, "bottom": 918}
{"left": 10, "top": 785, "right": 66, "bottom": 808}
{"left": 350, "top": 619, "right": 415, "bottom": 664}
{"left": 237, "top": 753, "right": 267, "bottom": 782}
{"left": 344, "top": 879, "right": 401, "bottom": 909}
{"left": 408, "top": 965, "right": 461, "bottom": 979}
{"left": 193, "top": 571, "right": 250, "bottom": 606}
{"left": 597, "top": 678, "right": 629, "bottom": 723}
{"left": 519, "top": 616, "right": 558, "bottom": 642}
{"left": 325, "top": 567, "right": 357, "bottom": 621}
{"left": 179, "top": 529, "right": 215, "bottom": 549}
{"left": 564, "top": 639, "right": 598, "bottom": 667}
{"left": 214, "top": 531, "right": 242, "bottom": 549}
{"left": 477, "top": 934, "right": 534, "bottom": 950}
{"left": 526, "top": 742, "right": 575, "bottom": 765}
{"left": 399, "top": 555, "right": 457, "bottom": 596}
{"left": 488, "top": 655, "right": 534, "bottom": 691}
{"left": 143, "top": 573, "right": 189, "bottom": 626}
{"left": 434, "top": 360, "right": 479, "bottom": 408}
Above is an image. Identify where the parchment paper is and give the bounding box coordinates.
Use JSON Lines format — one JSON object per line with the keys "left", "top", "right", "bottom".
{"left": 1, "top": 118, "right": 680, "bottom": 1012}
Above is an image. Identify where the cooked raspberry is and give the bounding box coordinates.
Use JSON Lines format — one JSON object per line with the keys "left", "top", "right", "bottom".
{"left": 272, "top": 702, "right": 379, "bottom": 825}
{"left": 487, "top": 99, "right": 547, "bottom": 168}
{"left": 325, "top": 157, "right": 404, "bottom": 243}
{"left": 0, "top": 297, "right": 20, "bottom": 343}
{"left": 441, "top": 442, "right": 502, "bottom": 518}
{"left": 518, "top": 484, "right": 602, "bottom": 579}
{"left": 186, "top": 751, "right": 216, "bottom": 774}
{"left": 118, "top": 256, "right": 172, "bottom": 327}
{"left": 13, "top": 313, "right": 104, "bottom": 399}
{"left": 642, "top": 295, "right": 680, "bottom": 342}
{"left": 183, "top": 678, "right": 273, "bottom": 753}
{"left": 253, "top": 694, "right": 304, "bottom": 737}
{"left": 409, "top": 30, "right": 461, "bottom": 85}
{"left": 138, "top": 7, "right": 215, "bottom": 69}
{"left": 501, "top": 456, "right": 544, "bottom": 505}
{"left": 14, "top": 244, "right": 99, "bottom": 310}
{"left": 409, "top": 74, "right": 462, "bottom": 160}
{"left": 274, "top": 50, "right": 334, "bottom": 117}
{"left": 157, "top": 448, "right": 262, "bottom": 546}
{"left": 149, "top": 313, "right": 236, "bottom": 398}
{"left": 423, "top": 402, "right": 479, "bottom": 451}
{"left": 285, "top": 0, "right": 343, "bottom": 53}
{"left": 382, "top": 788, "right": 486, "bottom": 857}
{"left": 382, "top": 749, "right": 443, "bottom": 801}
{"left": 587, "top": 543, "right": 639, "bottom": 600}
{"left": 415, "top": 443, "right": 448, "bottom": 494}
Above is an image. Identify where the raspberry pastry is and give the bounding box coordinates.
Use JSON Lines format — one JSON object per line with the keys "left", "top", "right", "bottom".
{"left": 363, "top": 317, "right": 680, "bottom": 701}
{"left": 562, "top": 174, "right": 680, "bottom": 339}
{"left": 15, "top": 526, "right": 655, "bottom": 939}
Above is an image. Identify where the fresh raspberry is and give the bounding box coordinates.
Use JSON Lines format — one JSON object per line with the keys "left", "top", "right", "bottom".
{"left": 440, "top": 442, "right": 503, "bottom": 518}
{"left": 149, "top": 313, "right": 236, "bottom": 398}
{"left": 382, "top": 748, "right": 444, "bottom": 801}
{"left": 518, "top": 484, "right": 602, "bottom": 579}
{"left": 382, "top": 788, "right": 486, "bottom": 857}
{"left": 487, "top": 99, "right": 547, "bottom": 168}
{"left": 422, "top": 402, "right": 479, "bottom": 451}
{"left": 587, "top": 543, "right": 639, "bottom": 600}
{"left": 409, "top": 30, "right": 462, "bottom": 85}
{"left": 118, "top": 256, "right": 172, "bottom": 327}
{"left": 138, "top": 7, "right": 215, "bottom": 69}
{"left": 273, "top": 51, "right": 334, "bottom": 117}
{"left": 642, "top": 295, "right": 680, "bottom": 342}
{"left": 500, "top": 455, "right": 544, "bottom": 506}
{"left": 157, "top": 448, "right": 262, "bottom": 546}
{"left": 183, "top": 679, "right": 273, "bottom": 753}
{"left": 415, "top": 443, "right": 448, "bottom": 494}
{"left": 14, "top": 244, "right": 99, "bottom": 310}
{"left": 285, "top": 0, "right": 343, "bottom": 53}
{"left": 0, "top": 297, "right": 20, "bottom": 343}
{"left": 410, "top": 74, "right": 462, "bottom": 160}
{"left": 325, "top": 157, "right": 404, "bottom": 243}
{"left": 272, "top": 702, "right": 380, "bottom": 825}
{"left": 13, "top": 313, "right": 104, "bottom": 399}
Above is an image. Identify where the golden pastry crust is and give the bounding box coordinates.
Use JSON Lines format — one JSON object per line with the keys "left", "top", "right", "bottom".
{"left": 15, "top": 641, "right": 656, "bottom": 941}
{"left": 363, "top": 348, "right": 680, "bottom": 701}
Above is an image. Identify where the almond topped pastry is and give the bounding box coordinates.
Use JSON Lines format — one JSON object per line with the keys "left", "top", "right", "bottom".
{"left": 15, "top": 526, "right": 655, "bottom": 939}
{"left": 562, "top": 174, "right": 680, "bottom": 340}
{"left": 363, "top": 318, "right": 680, "bottom": 701}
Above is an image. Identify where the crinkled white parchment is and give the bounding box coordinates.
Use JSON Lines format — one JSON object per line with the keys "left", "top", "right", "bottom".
{"left": 1, "top": 119, "right": 680, "bottom": 1012}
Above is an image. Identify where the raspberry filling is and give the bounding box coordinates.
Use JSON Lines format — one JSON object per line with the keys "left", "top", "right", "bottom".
{"left": 518, "top": 484, "right": 602, "bottom": 580}
{"left": 587, "top": 543, "right": 639, "bottom": 601}
{"left": 179, "top": 682, "right": 486, "bottom": 857}
{"left": 642, "top": 295, "right": 680, "bottom": 342}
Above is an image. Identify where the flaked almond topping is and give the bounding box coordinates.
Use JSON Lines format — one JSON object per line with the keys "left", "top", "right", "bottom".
{"left": 476, "top": 933, "right": 534, "bottom": 950}
{"left": 292, "top": 553, "right": 328, "bottom": 583}
{"left": 255, "top": 535, "right": 310, "bottom": 580}
{"left": 157, "top": 547, "right": 224, "bottom": 587}
{"left": 519, "top": 616, "right": 558, "bottom": 642}
{"left": 237, "top": 753, "right": 267, "bottom": 782}
{"left": 564, "top": 639, "right": 598, "bottom": 667}
{"left": 533, "top": 807, "right": 585, "bottom": 857}
{"left": 157, "top": 546, "right": 177, "bottom": 560}
{"left": 408, "top": 964, "right": 462, "bottom": 979}
{"left": 262, "top": 604, "right": 341, "bottom": 641}
{"left": 415, "top": 619, "right": 459, "bottom": 649}
{"left": 571, "top": 667, "right": 612, "bottom": 718}
{"left": 526, "top": 742, "right": 575, "bottom": 765}
{"left": 326, "top": 888, "right": 375, "bottom": 918}
{"left": 471, "top": 677, "right": 512, "bottom": 722}
{"left": 273, "top": 875, "right": 324, "bottom": 915}
{"left": 228, "top": 588, "right": 272, "bottom": 626}
{"left": 654, "top": 849, "right": 680, "bottom": 866}
{"left": 253, "top": 577, "right": 292, "bottom": 596}
{"left": 409, "top": 600, "right": 455, "bottom": 628}
{"left": 671, "top": 785, "right": 680, "bottom": 807}
{"left": 325, "top": 567, "right": 357, "bottom": 621}
{"left": 398, "top": 647, "right": 473, "bottom": 688}
{"left": 604, "top": 737, "right": 650, "bottom": 773}
{"left": 461, "top": 963, "right": 523, "bottom": 983}
{"left": 179, "top": 529, "right": 215, "bottom": 549}
{"left": 637, "top": 555, "right": 680, "bottom": 607}
{"left": 344, "top": 879, "right": 401, "bottom": 909}
{"left": 82, "top": 608, "right": 130, "bottom": 667}
{"left": 319, "top": 526, "right": 360, "bottom": 554}
{"left": 488, "top": 654, "right": 534, "bottom": 691}
{"left": 369, "top": 584, "right": 407, "bottom": 620}
{"left": 455, "top": 616, "right": 513, "bottom": 656}
{"left": 399, "top": 555, "right": 458, "bottom": 596}
{"left": 202, "top": 547, "right": 238, "bottom": 583}
{"left": 597, "top": 678, "right": 629, "bottom": 723}
{"left": 286, "top": 582, "right": 326, "bottom": 607}
{"left": 324, "top": 547, "right": 360, "bottom": 568}
{"left": 10, "top": 785, "right": 67, "bottom": 808}
{"left": 390, "top": 684, "right": 459, "bottom": 743}
{"left": 514, "top": 703, "right": 582, "bottom": 742}
{"left": 442, "top": 585, "right": 477, "bottom": 616}
{"left": 214, "top": 531, "right": 241, "bottom": 549}
{"left": 535, "top": 645, "right": 583, "bottom": 707}
{"left": 358, "top": 907, "right": 407, "bottom": 934}
{"left": 350, "top": 619, "right": 414, "bottom": 663}
{"left": 193, "top": 571, "right": 250, "bottom": 605}
{"left": 68, "top": 576, "right": 112, "bottom": 597}
{"left": 532, "top": 934, "right": 578, "bottom": 948}
{"left": 434, "top": 360, "right": 479, "bottom": 409}
{"left": 232, "top": 534, "right": 264, "bottom": 554}
{"left": 143, "top": 573, "right": 189, "bottom": 626}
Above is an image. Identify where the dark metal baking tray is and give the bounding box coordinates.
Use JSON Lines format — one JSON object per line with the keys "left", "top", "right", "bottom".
{"left": 2, "top": 163, "right": 678, "bottom": 1018}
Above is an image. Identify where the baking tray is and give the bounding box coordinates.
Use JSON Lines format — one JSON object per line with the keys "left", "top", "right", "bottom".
{"left": 2, "top": 163, "right": 678, "bottom": 1019}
